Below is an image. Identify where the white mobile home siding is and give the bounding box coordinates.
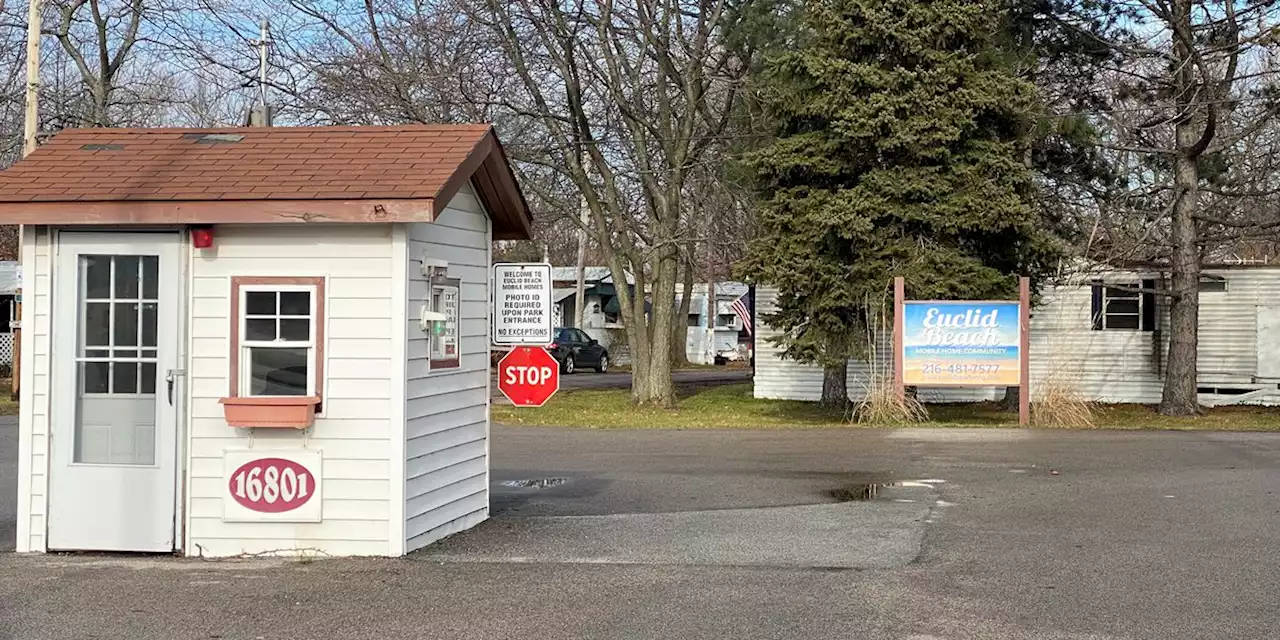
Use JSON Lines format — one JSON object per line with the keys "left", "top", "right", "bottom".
{"left": 1025, "top": 269, "right": 1280, "bottom": 402}
{"left": 16, "top": 227, "right": 53, "bottom": 552}
{"left": 754, "top": 267, "right": 1280, "bottom": 405}
{"left": 752, "top": 287, "right": 997, "bottom": 403}
{"left": 402, "top": 181, "right": 491, "bottom": 553}
{"left": 186, "top": 224, "right": 398, "bottom": 557}
{"left": 1027, "top": 281, "right": 1162, "bottom": 403}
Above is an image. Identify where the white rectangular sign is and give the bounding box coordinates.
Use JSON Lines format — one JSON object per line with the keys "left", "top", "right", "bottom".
{"left": 223, "top": 449, "right": 323, "bottom": 523}
{"left": 493, "top": 263, "right": 554, "bottom": 346}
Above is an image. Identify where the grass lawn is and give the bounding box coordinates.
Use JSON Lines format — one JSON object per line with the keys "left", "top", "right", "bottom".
{"left": 0, "top": 397, "right": 17, "bottom": 416}
{"left": 493, "top": 383, "right": 1280, "bottom": 431}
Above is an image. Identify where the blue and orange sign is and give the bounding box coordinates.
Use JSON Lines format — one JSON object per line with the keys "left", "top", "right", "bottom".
{"left": 901, "top": 301, "right": 1021, "bottom": 387}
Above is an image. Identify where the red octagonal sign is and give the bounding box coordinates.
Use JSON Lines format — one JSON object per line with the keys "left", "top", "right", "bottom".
{"left": 498, "top": 346, "right": 560, "bottom": 407}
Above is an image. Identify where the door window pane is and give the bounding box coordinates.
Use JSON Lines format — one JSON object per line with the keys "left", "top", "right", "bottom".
{"left": 114, "top": 256, "right": 141, "bottom": 298}
{"left": 114, "top": 302, "right": 139, "bottom": 346}
{"left": 82, "top": 361, "right": 109, "bottom": 394}
{"left": 141, "top": 362, "right": 157, "bottom": 394}
{"left": 142, "top": 256, "right": 159, "bottom": 299}
{"left": 84, "top": 303, "right": 110, "bottom": 347}
{"left": 141, "top": 303, "right": 158, "bottom": 347}
{"left": 84, "top": 255, "right": 112, "bottom": 299}
{"left": 113, "top": 362, "right": 139, "bottom": 394}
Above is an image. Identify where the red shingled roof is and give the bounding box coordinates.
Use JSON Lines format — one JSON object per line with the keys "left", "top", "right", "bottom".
{"left": 0, "top": 125, "right": 532, "bottom": 239}
{"left": 0, "top": 124, "right": 492, "bottom": 202}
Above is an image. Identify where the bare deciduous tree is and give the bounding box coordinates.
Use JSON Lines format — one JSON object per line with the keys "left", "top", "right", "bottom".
{"left": 1065, "top": 0, "right": 1280, "bottom": 415}
{"left": 474, "top": 0, "right": 761, "bottom": 405}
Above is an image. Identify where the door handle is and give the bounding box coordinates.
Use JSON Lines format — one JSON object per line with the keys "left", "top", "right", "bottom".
{"left": 165, "top": 369, "right": 185, "bottom": 406}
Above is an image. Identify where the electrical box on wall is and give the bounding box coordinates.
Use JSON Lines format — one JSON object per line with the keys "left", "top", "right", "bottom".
{"left": 421, "top": 257, "right": 448, "bottom": 278}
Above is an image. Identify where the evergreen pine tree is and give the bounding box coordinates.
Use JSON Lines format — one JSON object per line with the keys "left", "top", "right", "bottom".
{"left": 738, "top": 0, "right": 1066, "bottom": 406}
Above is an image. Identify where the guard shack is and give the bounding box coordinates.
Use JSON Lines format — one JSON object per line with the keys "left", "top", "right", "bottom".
{"left": 0, "top": 125, "right": 531, "bottom": 556}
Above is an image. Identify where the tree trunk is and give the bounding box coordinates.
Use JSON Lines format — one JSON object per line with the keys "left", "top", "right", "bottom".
{"left": 1001, "top": 386, "right": 1020, "bottom": 412}
{"left": 820, "top": 360, "right": 849, "bottom": 407}
{"left": 670, "top": 260, "right": 695, "bottom": 368}
{"left": 633, "top": 246, "right": 679, "bottom": 407}
{"left": 1160, "top": 145, "right": 1201, "bottom": 416}
{"left": 1160, "top": 0, "right": 1202, "bottom": 417}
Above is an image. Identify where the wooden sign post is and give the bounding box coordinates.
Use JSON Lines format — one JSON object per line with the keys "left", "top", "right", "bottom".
{"left": 894, "top": 276, "right": 1031, "bottom": 426}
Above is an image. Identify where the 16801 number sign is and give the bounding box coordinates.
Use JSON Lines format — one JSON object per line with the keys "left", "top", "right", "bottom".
{"left": 228, "top": 457, "right": 315, "bottom": 513}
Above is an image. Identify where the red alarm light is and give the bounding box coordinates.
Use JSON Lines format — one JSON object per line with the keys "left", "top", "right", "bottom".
{"left": 192, "top": 226, "right": 215, "bottom": 249}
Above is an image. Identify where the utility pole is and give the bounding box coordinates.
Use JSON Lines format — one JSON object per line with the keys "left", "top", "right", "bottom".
{"left": 247, "top": 19, "right": 273, "bottom": 126}
{"left": 573, "top": 151, "right": 588, "bottom": 329}
{"left": 23, "top": 0, "right": 41, "bottom": 156}
{"left": 15, "top": 0, "right": 41, "bottom": 399}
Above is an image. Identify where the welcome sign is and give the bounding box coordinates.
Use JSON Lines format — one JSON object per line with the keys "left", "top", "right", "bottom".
{"left": 901, "top": 301, "right": 1022, "bottom": 386}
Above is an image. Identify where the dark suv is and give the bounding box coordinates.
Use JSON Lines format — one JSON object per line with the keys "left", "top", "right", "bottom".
{"left": 549, "top": 327, "right": 610, "bottom": 374}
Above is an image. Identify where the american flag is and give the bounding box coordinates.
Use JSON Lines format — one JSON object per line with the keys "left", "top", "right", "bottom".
{"left": 730, "top": 293, "right": 753, "bottom": 335}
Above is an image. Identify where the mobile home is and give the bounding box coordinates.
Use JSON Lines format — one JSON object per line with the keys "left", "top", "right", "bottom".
{"left": 754, "top": 267, "right": 1280, "bottom": 406}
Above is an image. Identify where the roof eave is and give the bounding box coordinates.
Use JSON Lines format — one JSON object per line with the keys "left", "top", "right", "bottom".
{"left": 436, "top": 128, "right": 533, "bottom": 241}
{"left": 0, "top": 198, "right": 435, "bottom": 225}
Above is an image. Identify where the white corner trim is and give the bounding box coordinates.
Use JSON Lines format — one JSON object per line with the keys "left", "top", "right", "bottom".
{"left": 15, "top": 226, "right": 36, "bottom": 552}
{"left": 388, "top": 223, "right": 409, "bottom": 556}
{"left": 484, "top": 214, "right": 493, "bottom": 515}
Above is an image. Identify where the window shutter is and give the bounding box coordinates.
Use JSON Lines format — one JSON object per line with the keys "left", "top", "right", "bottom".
{"left": 1141, "top": 278, "right": 1157, "bottom": 332}
{"left": 1090, "top": 282, "right": 1103, "bottom": 330}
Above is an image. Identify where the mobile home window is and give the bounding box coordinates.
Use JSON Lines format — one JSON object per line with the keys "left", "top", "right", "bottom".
{"left": 716, "top": 314, "right": 736, "bottom": 328}
{"left": 1198, "top": 276, "right": 1228, "bottom": 293}
{"left": 1090, "top": 279, "right": 1156, "bottom": 332}
{"left": 231, "top": 277, "right": 325, "bottom": 398}
{"left": 1102, "top": 286, "right": 1141, "bottom": 329}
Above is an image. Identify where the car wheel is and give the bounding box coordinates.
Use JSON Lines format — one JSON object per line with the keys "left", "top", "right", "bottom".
{"left": 596, "top": 354, "right": 609, "bottom": 373}
{"left": 563, "top": 355, "right": 576, "bottom": 374}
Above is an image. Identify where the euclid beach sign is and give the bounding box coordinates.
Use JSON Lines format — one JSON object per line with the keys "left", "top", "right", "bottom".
{"left": 901, "top": 301, "right": 1022, "bottom": 387}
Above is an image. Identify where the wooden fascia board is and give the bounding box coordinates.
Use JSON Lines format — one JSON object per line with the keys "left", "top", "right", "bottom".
{"left": 0, "top": 198, "right": 435, "bottom": 224}
{"left": 434, "top": 128, "right": 534, "bottom": 241}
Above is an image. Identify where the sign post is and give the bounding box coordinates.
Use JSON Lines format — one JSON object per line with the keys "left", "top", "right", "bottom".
{"left": 492, "top": 263, "right": 553, "bottom": 346}
{"left": 895, "top": 276, "right": 1031, "bottom": 426}
{"left": 498, "top": 347, "right": 560, "bottom": 407}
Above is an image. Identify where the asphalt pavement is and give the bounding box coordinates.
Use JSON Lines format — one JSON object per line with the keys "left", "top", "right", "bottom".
{"left": 3, "top": 420, "right": 1280, "bottom": 639}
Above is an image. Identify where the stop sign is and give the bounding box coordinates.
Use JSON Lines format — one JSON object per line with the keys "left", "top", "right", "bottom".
{"left": 498, "top": 347, "right": 560, "bottom": 407}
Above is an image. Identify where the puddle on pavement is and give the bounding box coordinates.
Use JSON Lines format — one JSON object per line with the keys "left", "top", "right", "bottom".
{"left": 829, "top": 483, "right": 896, "bottom": 502}
{"left": 498, "top": 478, "right": 568, "bottom": 489}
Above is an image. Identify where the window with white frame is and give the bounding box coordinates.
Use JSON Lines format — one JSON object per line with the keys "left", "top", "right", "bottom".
{"left": 234, "top": 279, "right": 323, "bottom": 397}
{"left": 1101, "top": 285, "right": 1141, "bottom": 329}
{"left": 1090, "top": 279, "right": 1155, "bottom": 331}
{"left": 428, "top": 273, "right": 461, "bottom": 370}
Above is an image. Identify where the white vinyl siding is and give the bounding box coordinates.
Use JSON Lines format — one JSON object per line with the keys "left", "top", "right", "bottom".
{"left": 751, "top": 287, "right": 997, "bottom": 403}
{"left": 185, "top": 224, "right": 398, "bottom": 557}
{"left": 402, "top": 181, "right": 491, "bottom": 553}
{"left": 16, "top": 226, "right": 53, "bottom": 552}
{"left": 753, "top": 267, "right": 1280, "bottom": 406}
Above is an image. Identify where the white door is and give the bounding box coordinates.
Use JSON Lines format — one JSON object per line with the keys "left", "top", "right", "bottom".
{"left": 48, "top": 233, "right": 182, "bottom": 552}
{"left": 1258, "top": 305, "right": 1280, "bottom": 379}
